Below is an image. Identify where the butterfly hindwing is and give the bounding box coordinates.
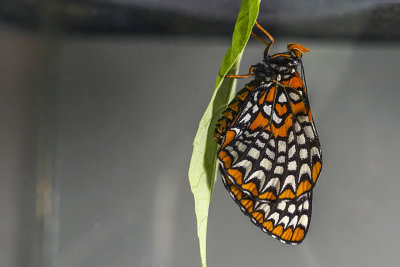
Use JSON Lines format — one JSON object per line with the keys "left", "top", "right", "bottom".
{"left": 222, "top": 172, "right": 313, "bottom": 244}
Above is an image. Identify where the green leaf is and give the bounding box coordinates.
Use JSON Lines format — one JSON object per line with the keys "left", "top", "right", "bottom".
{"left": 188, "top": 1, "right": 260, "bottom": 266}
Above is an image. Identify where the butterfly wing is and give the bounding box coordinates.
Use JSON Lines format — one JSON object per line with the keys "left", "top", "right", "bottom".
{"left": 217, "top": 73, "right": 322, "bottom": 202}
{"left": 216, "top": 72, "right": 322, "bottom": 244}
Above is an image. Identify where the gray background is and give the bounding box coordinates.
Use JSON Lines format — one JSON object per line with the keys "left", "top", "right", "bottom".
{"left": 1, "top": 15, "right": 400, "bottom": 267}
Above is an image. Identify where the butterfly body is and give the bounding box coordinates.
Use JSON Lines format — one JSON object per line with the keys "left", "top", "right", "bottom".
{"left": 214, "top": 39, "right": 322, "bottom": 244}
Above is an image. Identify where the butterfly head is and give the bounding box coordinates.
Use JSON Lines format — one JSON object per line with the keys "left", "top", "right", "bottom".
{"left": 287, "top": 43, "right": 309, "bottom": 58}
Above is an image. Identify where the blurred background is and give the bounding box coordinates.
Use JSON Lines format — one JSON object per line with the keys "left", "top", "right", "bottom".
{"left": 1, "top": 1, "right": 400, "bottom": 267}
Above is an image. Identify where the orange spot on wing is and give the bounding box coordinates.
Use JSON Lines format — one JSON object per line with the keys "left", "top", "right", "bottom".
{"left": 292, "top": 102, "right": 307, "bottom": 114}
{"left": 240, "top": 199, "right": 254, "bottom": 212}
{"left": 263, "top": 221, "right": 274, "bottom": 231}
{"left": 218, "top": 151, "right": 232, "bottom": 168}
{"left": 296, "top": 180, "right": 312, "bottom": 196}
{"left": 308, "top": 109, "right": 313, "bottom": 122}
{"left": 272, "top": 115, "right": 293, "bottom": 137}
{"left": 252, "top": 212, "right": 264, "bottom": 224}
{"left": 275, "top": 103, "right": 288, "bottom": 116}
{"left": 291, "top": 228, "right": 305, "bottom": 242}
{"left": 272, "top": 225, "right": 284, "bottom": 236}
{"left": 281, "top": 228, "right": 293, "bottom": 241}
{"left": 279, "top": 189, "right": 295, "bottom": 199}
{"left": 249, "top": 112, "right": 269, "bottom": 131}
{"left": 221, "top": 130, "right": 235, "bottom": 148}
{"left": 258, "top": 191, "right": 277, "bottom": 200}
{"left": 312, "top": 161, "right": 322, "bottom": 183}
{"left": 258, "top": 91, "right": 267, "bottom": 105}
{"left": 227, "top": 169, "right": 243, "bottom": 185}
{"left": 266, "top": 86, "right": 276, "bottom": 102}
{"left": 242, "top": 182, "right": 259, "bottom": 196}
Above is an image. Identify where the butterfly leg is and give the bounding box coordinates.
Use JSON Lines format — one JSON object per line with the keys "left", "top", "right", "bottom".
{"left": 225, "top": 67, "right": 254, "bottom": 78}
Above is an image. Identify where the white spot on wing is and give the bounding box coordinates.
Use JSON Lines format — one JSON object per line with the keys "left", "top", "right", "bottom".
{"left": 252, "top": 105, "right": 259, "bottom": 113}
{"left": 289, "top": 92, "right": 300, "bottom": 101}
{"left": 236, "top": 142, "right": 247, "bottom": 152}
{"left": 274, "top": 166, "right": 284, "bottom": 174}
{"left": 266, "top": 148, "right": 275, "bottom": 159}
{"left": 288, "top": 216, "right": 298, "bottom": 228}
{"left": 260, "top": 158, "right": 272, "bottom": 171}
{"left": 297, "top": 134, "right": 306, "bottom": 145}
{"left": 278, "top": 141, "right": 286, "bottom": 152}
{"left": 300, "top": 149, "right": 308, "bottom": 159}
{"left": 265, "top": 178, "right": 280, "bottom": 193}
{"left": 240, "top": 113, "right": 251, "bottom": 124}
{"left": 255, "top": 140, "right": 265, "bottom": 148}
{"left": 288, "top": 161, "right": 297, "bottom": 171}
{"left": 233, "top": 160, "right": 252, "bottom": 178}
{"left": 288, "top": 204, "right": 296, "bottom": 213}
{"left": 278, "top": 216, "right": 290, "bottom": 228}
{"left": 277, "top": 202, "right": 286, "bottom": 210}
{"left": 281, "top": 175, "right": 296, "bottom": 192}
{"left": 304, "top": 125, "right": 315, "bottom": 139}
{"left": 272, "top": 112, "right": 282, "bottom": 124}
{"left": 263, "top": 104, "right": 271, "bottom": 115}
{"left": 288, "top": 145, "right": 296, "bottom": 159}
{"left": 299, "top": 164, "right": 311, "bottom": 181}
{"left": 248, "top": 148, "right": 260, "bottom": 159}
{"left": 299, "top": 215, "right": 309, "bottom": 227}
{"left": 278, "top": 93, "right": 287, "bottom": 103}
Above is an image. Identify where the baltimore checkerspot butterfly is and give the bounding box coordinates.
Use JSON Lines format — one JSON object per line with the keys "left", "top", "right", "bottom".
{"left": 214, "top": 21, "right": 322, "bottom": 244}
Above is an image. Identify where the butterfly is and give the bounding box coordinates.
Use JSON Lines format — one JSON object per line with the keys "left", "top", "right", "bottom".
{"left": 214, "top": 21, "right": 322, "bottom": 244}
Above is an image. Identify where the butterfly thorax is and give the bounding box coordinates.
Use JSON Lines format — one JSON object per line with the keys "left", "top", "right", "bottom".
{"left": 251, "top": 53, "right": 299, "bottom": 83}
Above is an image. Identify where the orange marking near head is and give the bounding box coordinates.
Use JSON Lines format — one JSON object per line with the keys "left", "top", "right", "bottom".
{"left": 279, "top": 189, "right": 296, "bottom": 199}
{"left": 252, "top": 212, "right": 264, "bottom": 224}
{"left": 266, "top": 86, "right": 276, "bottom": 102}
{"left": 240, "top": 199, "right": 254, "bottom": 212}
{"left": 272, "top": 115, "right": 293, "bottom": 137}
{"left": 296, "top": 180, "right": 312, "bottom": 196}
{"left": 291, "top": 228, "right": 305, "bottom": 242}
{"left": 227, "top": 169, "right": 243, "bottom": 185}
{"left": 218, "top": 151, "right": 232, "bottom": 168}
{"left": 249, "top": 112, "right": 269, "bottom": 131}
{"left": 242, "top": 182, "right": 259, "bottom": 196}
{"left": 258, "top": 191, "right": 277, "bottom": 200}
{"left": 258, "top": 91, "right": 267, "bottom": 105}
{"left": 275, "top": 103, "right": 288, "bottom": 116}
{"left": 263, "top": 221, "right": 274, "bottom": 231}
{"left": 272, "top": 225, "right": 284, "bottom": 236}
{"left": 312, "top": 161, "right": 322, "bottom": 183}
{"left": 221, "top": 130, "right": 235, "bottom": 148}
